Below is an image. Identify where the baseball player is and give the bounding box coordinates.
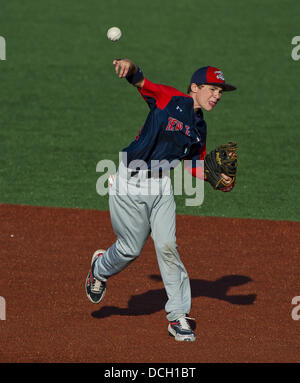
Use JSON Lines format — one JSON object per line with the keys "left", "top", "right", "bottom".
{"left": 85, "top": 59, "right": 237, "bottom": 342}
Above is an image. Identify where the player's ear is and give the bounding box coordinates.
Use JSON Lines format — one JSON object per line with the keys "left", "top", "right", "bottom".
{"left": 190, "top": 83, "right": 199, "bottom": 93}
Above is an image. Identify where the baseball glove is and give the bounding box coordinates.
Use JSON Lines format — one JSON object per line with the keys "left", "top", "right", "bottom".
{"left": 204, "top": 142, "right": 238, "bottom": 192}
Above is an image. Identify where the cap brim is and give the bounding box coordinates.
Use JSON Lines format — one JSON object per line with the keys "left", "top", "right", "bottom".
{"left": 206, "top": 82, "right": 237, "bottom": 91}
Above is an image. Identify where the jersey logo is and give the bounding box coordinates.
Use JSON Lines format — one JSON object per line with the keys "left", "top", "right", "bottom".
{"left": 176, "top": 105, "right": 183, "bottom": 112}
{"left": 166, "top": 117, "right": 191, "bottom": 137}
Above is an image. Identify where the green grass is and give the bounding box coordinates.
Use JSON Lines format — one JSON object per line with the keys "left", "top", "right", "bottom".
{"left": 0, "top": 0, "right": 299, "bottom": 221}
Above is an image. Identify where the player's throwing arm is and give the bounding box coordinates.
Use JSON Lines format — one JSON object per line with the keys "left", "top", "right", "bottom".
{"left": 113, "top": 59, "right": 144, "bottom": 88}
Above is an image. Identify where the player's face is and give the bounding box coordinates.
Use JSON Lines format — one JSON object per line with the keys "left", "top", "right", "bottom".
{"left": 194, "top": 84, "right": 223, "bottom": 111}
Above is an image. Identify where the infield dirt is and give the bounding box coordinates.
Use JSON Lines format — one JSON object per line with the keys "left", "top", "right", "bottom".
{"left": 0, "top": 204, "right": 299, "bottom": 363}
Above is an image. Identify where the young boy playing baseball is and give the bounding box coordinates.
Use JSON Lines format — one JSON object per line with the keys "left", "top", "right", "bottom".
{"left": 85, "top": 59, "right": 237, "bottom": 342}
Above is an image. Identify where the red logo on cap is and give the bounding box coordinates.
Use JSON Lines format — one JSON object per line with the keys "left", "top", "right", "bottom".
{"left": 206, "top": 66, "right": 225, "bottom": 84}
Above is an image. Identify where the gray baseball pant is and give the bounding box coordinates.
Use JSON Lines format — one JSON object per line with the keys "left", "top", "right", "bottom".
{"left": 93, "top": 162, "right": 191, "bottom": 322}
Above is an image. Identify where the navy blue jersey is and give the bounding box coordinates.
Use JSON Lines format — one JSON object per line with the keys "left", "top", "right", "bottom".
{"left": 122, "top": 78, "right": 207, "bottom": 177}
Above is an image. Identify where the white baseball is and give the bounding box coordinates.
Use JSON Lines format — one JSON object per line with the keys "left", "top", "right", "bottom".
{"left": 107, "top": 27, "right": 122, "bottom": 42}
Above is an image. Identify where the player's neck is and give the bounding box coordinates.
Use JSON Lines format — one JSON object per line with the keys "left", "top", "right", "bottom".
{"left": 189, "top": 91, "right": 202, "bottom": 112}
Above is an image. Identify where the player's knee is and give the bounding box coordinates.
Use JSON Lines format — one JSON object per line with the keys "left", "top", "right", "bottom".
{"left": 155, "top": 240, "right": 178, "bottom": 258}
{"left": 117, "top": 241, "right": 142, "bottom": 260}
{"left": 123, "top": 250, "right": 140, "bottom": 260}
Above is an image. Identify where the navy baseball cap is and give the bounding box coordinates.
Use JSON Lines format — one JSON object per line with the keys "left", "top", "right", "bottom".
{"left": 190, "top": 66, "right": 236, "bottom": 91}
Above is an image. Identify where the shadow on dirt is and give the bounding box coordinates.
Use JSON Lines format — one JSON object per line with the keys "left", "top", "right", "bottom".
{"left": 91, "top": 274, "right": 257, "bottom": 319}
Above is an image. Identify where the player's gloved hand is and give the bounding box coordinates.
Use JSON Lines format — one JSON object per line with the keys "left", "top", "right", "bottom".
{"left": 204, "top": 142, "right": 238, "bottom": 192}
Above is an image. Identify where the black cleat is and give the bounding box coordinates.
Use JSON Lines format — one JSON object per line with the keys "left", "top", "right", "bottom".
{"left": 168, "top": 316, "right": 196, "bottom": 342}
{"left": 85, "top": 250, "right": 107, "bottom": 304}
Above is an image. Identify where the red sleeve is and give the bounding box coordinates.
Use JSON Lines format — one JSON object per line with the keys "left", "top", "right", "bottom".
{"left": 200, "top": 142, "right": 206, "bottom": 160}
{"left": 138, "top": 78, "right": 189, "bottom": 110}
{"left": 184, "top": 143, "right": 207, "bottom": 179}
